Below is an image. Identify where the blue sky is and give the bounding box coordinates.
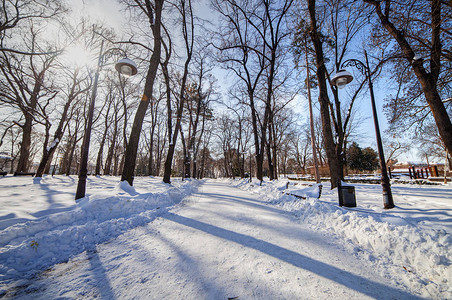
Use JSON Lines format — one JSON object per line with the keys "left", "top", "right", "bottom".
{"left": 68, "top": 0, "right": 420, "bottom": 163}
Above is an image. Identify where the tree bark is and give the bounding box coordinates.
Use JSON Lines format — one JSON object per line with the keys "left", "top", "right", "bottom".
{"left": 250, "top": 94, "right": 263, "bottom": 181}
{"left": 363, "top": 0, "right": 452, "bottom": 158}
{"left": 65, "top": 134, "right": 78, "bottom": 175}
{"left": 121, "top": 0, "right": 163, "bottom": 186}
{"left": 16, "top": 115, "right": 33, "bottom": 173}
{"left": 95, "top": 102, "right": 111, "bottom": 176}
{"left": 308, "top": 0, "right": 340, "bottom": 188}
{"left": 163, "top": 0, "right": 194, "bottom": 184}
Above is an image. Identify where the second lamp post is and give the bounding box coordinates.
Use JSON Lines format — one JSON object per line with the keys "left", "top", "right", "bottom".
{"left": 332, "top": 50, "right": 395, "bottom": 209}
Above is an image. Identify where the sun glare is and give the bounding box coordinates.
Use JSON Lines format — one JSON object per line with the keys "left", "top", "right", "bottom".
{"left": 62, "top": 43, "right": 96, "bottom": 69}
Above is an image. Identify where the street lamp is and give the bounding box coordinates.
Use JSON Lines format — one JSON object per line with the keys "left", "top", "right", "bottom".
{"left": 332, "top": 50, "right": 395, "bottom": 209}
{"left": 115, "top": 58, "right": 138, "bottom": 77}
{"left": 75, "top": 40, "right": 137, "bottom": 200}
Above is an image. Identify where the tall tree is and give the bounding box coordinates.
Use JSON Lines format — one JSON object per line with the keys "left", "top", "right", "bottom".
{"left": 181, "top": 51, "right": 215, "bottom": 179}
{"left": 121, "top": 0, "right": 163, "bottom": 186}
{"left": 145, "top": 83, "right": 165, "bottom": 176}
{"left": 94, "top": 79, "right": 115, "bottom": 176}
{"left": 0, "top": 0, "right": 65, "bottom": 55}
{"left": 363, "top": 0, "right": 452, "bottom": 157}
{"left": 307, "top": 0, "right": 341, "bottom": 188}
{"left": 36, "top": 68, "right": 89, "bottom": 177}
{"left": 293, "top": 0, "right": 372, "bottom": 183}
{"left": 162, "top": 0, "right": 195, "bottom": 184}
{"left": 213, "top": 0, "right": 294, "bottom": 181}
{"left": 0, "top": 27, "right": 59, "bottom": 173}
{"left": 260, "top": 0, "right": 295, "bottom": 180}
{"left": 104, "top": 88, "right": 126, "bottom": 176}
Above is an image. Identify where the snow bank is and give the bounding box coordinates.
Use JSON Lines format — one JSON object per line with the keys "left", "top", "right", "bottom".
{"left": 232, "top": 178, "right": 452, "bottom": 299}
{"left": 0, "top": 178, "right": 199, "bottom": 282}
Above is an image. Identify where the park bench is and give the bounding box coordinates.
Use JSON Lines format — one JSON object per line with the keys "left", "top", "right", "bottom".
{"left": 0, "top": 171, "right": 7, "bottom": 176}
{"left": 13, "top": 172, "right": 35, "bottom": 176}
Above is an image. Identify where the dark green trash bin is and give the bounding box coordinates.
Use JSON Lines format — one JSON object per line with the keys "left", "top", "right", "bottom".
{"left": 341, "top": 185, "right": 356, "bottom": 207}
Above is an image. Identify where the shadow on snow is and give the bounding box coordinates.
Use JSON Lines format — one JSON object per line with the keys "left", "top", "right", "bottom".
{"left": 163, "top": 212, "right": 421, "bottom": 300}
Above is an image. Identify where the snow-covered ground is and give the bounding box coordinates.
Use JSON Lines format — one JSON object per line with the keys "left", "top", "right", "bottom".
{"left": 236, "top": 178, "right": 452, "bottom": 298}
{"left": 0, "top": 175, "right": 450, "bottom": 299}
{"left": 0, "top": 176, "right": 199, "bottom": 295}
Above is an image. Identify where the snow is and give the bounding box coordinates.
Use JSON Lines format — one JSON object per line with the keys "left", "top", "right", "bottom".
{"left": 0, "top": 176, "right": 198, "bottom": 284}
{"left": 236, "top": 178, "right": 452, "bottom": 298}
{"left": 0, "top": 175, "right": 450, "bottom": 299}
{"left": 46, "top": 138, "right": 59, "bottom": 152}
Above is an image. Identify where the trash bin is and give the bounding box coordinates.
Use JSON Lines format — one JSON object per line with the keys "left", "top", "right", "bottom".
{"left": 341, "top": 185, "right": 356, "bottom": 207}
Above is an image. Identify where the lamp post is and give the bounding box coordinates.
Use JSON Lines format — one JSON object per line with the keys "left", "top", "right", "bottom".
{"left": 75, "top": 41, "right": 137, "bottom": 200}
{"left": 332, "top": 50, "right": 395, "bottom": 209}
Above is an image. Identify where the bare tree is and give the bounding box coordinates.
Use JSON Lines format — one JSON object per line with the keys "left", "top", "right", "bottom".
{"left": 0, "top": 0, "right": 65, "bottom": 55}
{"left": 384, "top": 136, "right": 411, "bottom": 166}
{"left": 198, "top": 128, "right": 214, "bottom": 179}
{"left": 307, "top": 0, "right": 341, "bottom": 188}
{"left": 213, "top": 0, "right": 295, "bottom": 181}
{"left": 104, "top": 92, "right": 126, "bottom": 175}
{"left": 0, "top": 26, "right": 60, "bottom": 173}
{"left": 61, "top": 104, "right": 84, "bottom": 175}
{"left": 212, "top": 0, "right": 266, "bottom": 180}
{"left": 215, "top": 114, "right": 236, "bottom": 177}
{"left": 363, "top": 0, "right": 452, "bottom": 157}
{"left": 293, "top": 0, "right": 373, "bottom": 184}
{"left": 223, "top": 103, "right": 252, "bottom": 178}
{"left": 144, "top": 82, "right": 165, "bottom": 176}
{"left": 121, "top": 0, "right": 164, "bottom": 186}
{"left": 162, "top": 0, "right": 195, "bottom": 184}
{"left": 291, "top": 129, "right": 311, "bottom": 175}
{"left": 180, "top": 50, "right": 216, "bottom": 179}
{"left": 36, "top": 68, "right": 89, "bottom": 177}
{"left": 94, "top": 80, "right": 115, "bottom": 176}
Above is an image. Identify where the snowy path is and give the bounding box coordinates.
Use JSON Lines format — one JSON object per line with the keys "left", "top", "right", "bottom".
{"left": 9, "top": 179, "right": 420, "bottom": 299}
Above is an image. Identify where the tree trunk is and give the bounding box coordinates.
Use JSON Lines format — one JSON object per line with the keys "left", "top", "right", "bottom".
{"left": 223, "top": 150, "right": 230, "bottom": 177}
{"left": 105, "top": 116, "right": 119, "bottom": 175}
{"left": 364, "top": 0, "right": 452, "bottom": 159}
{"left": 44, "top": 151, "right": 54, "bottom": 174}
{"left": 271, "top": 121, "right": 278, "bottom": 180}
{"left": 16, "top": 115, "right": 32, "bottom": 173}
{"left": 36, "top": 150, "right": 50, "bottom": 177}
{"left": 65, "top": 135, "right": 78, "bottom": 175}
{"left": 35, "top": 122, "right": 51, "bottom": 177}
{"left": 95, "top": 136, "right": 106, "bottom": 176}
{"left": 266, "top": 138, "right": 274, "bottom": 180}
{"left": 156, "top": 126, "right": 166, "bottom": 176}
{"left": 180, "top": 126, "right": 190, "bottom": 179}
{"left": 113, "top": 150, "right": 120, "bottom": 176}
{"left": 104, "top": 139, "right": 114, "bottom": 175}
{"left": 161, "top": 57, "right": 173, "bottom": 182}
{"left": 148, "top": 126, "right": 155, "bottom": 176}
{"left": 121, "top": 0, "right": 163, "bottom": 186}
{"left": 266, "top": 112, "right": 274, "bottom": 180}
{"left": 249, "top": 92, "right": 262, "bottom": 181}
{"left": 308, "top": 0, "right": 340, "bottom": 188}
{"left": 96, "top": 104, "right": 112, "bottom": 176}
{"left": 163, "top": 0, "right": 194, "bottom": 184}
